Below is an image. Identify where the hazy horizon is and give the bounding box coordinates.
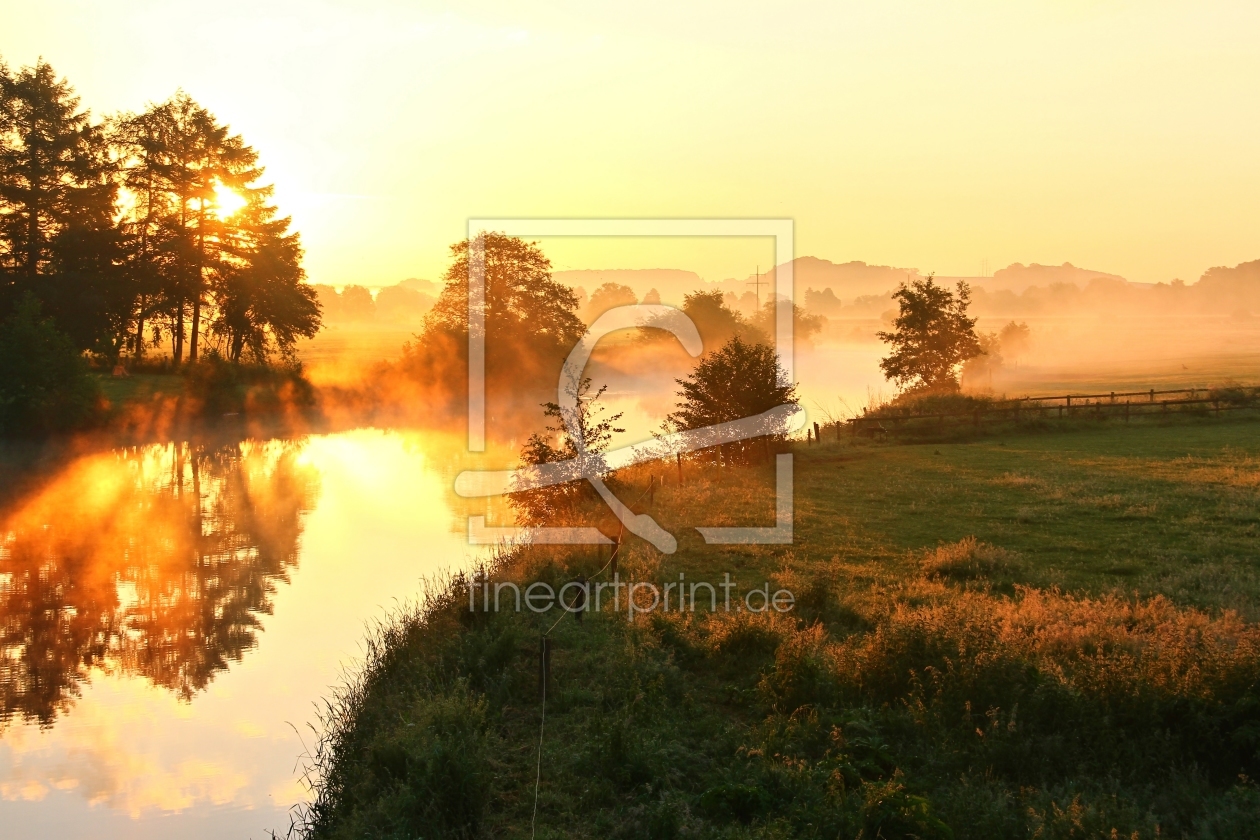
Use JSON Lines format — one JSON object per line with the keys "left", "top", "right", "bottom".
{"left": 4, "top": 0, "right": 1259, "bottom": 288}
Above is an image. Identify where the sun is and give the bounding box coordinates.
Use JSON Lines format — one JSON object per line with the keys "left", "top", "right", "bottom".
{"left": 212, "top": 182, "right": 248, "bottom": 217}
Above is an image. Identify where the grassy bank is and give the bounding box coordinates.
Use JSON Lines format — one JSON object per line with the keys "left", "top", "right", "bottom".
{"left": 297, "top": 417, "right": 1260, "bottom": 839}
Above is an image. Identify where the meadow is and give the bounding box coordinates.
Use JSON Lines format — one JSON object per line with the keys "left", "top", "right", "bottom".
{"left": 298, "top": 413, "right": 1260, "bottom": 839}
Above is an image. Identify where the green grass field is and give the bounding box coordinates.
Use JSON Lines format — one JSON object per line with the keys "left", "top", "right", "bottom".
{"left": 300, "top": 416, "right": 1260, "bottom": 840}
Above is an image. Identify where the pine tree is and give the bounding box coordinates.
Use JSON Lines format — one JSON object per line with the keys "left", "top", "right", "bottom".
{"left": 211, "top": 187, "right": 320, "bottom": 362}
{"left": 0, "top": 60, "right": 119, "bottom": 345}
{"left": 116, "top": 92, "right": 316, "bottom": 364}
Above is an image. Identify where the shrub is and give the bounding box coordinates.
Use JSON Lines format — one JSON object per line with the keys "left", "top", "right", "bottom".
{"left": 920, "top": 536, "right": 1017, "bottom": 580}
{"left": 182, "top": 355, "right": 315, "bottom": 416}
{"left": 0, "top": 294, "right": 100, "bottom": 435}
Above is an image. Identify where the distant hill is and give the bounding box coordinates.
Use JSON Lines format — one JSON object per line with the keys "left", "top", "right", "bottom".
{"left": 982, "top": 262, "right": 1129, "bottom": 294}
{"left": 741, "top": 257, "right": 921, "bottom": 303}
{"left": 399, "top": 277, "right": 440, "bottom": 296}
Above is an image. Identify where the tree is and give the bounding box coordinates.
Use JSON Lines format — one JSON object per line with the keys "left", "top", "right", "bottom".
{"left": 511, "top": 377, "right": 623, "bottom": 527}
{"left": 751, "top": 296, "right": 825, "bottom": 346}
{"left": 115, "top": 91, "right": 317, "bottom": 365}
{"left": 961, "top": 331, "right": 1002, "bottom": 390}
{"left": 115, "top": 92, "right": 263, "bottom": 363}
{"left": 399, "top": 233, "right": 585, "bottom": 421}
{"left": 666, "top": 334, "right": 797, "bottom": 463}
{"left": 375, "top": 284, "right": 434, "bottom": 323}
{"left": 583, "top": 281, "right": 636, "bottom": 322}
{"left": 209, "top": 190, "right": 320, "bottom": 362}
{"left": 0, "top": 294, "right": 100, "bottom": 434}
{"left": 0, "top": 60, "right": 121, "bottom": 349}
{"left": 424, "top": 232, "right": 584, "bottom": 353}
{"left": 337, "top": 285, "right": 375, "bottom": 321}
{"left": 640, "top": 289, "right": 763, "bottom": 352}
{"left": 877, "top": 275, "right": 982, "bottom": 393}
{"left": 998, "top": 320, "right": 1031, "bottom": 364}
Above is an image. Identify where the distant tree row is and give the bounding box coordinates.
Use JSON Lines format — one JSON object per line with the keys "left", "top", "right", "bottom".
{"left": 312, "top": 279, "right": 436, "bottom": 325}
{"left": 0, "top": 58, "right": 320, "bottom": 365}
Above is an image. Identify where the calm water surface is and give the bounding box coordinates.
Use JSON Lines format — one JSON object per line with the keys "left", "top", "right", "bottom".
{"left": 0, "top": 428, "right": 485, "bottom": 839}
{"left": 0, "top": 346, "right": 887, "bottom": 838}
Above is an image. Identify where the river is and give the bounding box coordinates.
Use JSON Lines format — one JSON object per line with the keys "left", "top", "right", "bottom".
{"left": 0, "top": 429, "right": 488, "bottom": 839}
{"left": 0, "top": 343, "right": 889, "bottom": 838}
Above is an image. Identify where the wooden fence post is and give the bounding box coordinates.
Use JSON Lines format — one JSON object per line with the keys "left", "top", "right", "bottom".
{"left": 813, "top": 422, "right": 821, "bottom": 443}
{"left": 676, "top": 452, "right": 683, "bottom": 485}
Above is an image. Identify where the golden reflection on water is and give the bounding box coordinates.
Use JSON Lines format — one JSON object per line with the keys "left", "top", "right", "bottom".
{"left": 0, "top": 440, "right": 319, "bottom": 726}
{"left": 0, "top": 429, "right": 484, "bottom": 836}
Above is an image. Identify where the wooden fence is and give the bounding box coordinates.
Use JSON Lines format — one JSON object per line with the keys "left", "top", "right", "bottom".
{"left": 843, "top": 386, "right": 1259, "bottom": 437}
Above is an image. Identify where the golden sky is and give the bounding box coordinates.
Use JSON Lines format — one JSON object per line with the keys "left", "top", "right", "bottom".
{"left": 3, "top": 0, "right": 1258, "bottom": 286}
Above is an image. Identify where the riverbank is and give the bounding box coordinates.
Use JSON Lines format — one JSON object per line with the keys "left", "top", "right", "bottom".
{"left": 296, "top": 416, "right": 1260, "bottom": 839}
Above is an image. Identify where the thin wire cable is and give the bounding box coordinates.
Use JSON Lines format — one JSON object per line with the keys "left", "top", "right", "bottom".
{"left": 529, "top": 474, "right": 656, "bottom": 834}
{"left": 530, "top": 654, "right": 545, "bottom": 839}
{"left": 539, "top": 473, "right": 651, "bottom": 636}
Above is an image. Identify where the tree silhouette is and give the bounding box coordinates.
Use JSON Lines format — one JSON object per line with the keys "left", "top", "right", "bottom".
{"left": 665, "top": 335, "right": 797, "bottom": 463}
{"left": 397, "top": 233, "right": 585, "bottom": 423}
{"left": 583, "top": 281, "right": 636, "bottom": 322}
{"left": 114, "top": 91, "right": 314, "bottom": 364}
{"left": 0, "top": 59, "right": 321, "bottom": 372}
{"left": 640, "top": 289, "right": 763, "bottom": 352}
{"left": 0, "top": 295, "right": 99, "bottom": 434}
{"left": 210, "top": 185, "right": 319, "bottom": 362}
{"left": 0, "top": 60, "right": 120, "bottom": 349}
{"left": 998, "top": 320, "right": 1031, "bottom": 365}
{"left": 877, "top": 275, "right": 982, "bottom": 393}
{"left": 511, "top": 376, "right": 624, "bottom": 528}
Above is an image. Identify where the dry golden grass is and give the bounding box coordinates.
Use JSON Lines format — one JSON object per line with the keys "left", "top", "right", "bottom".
{"left": 919, "top": 536, "right": 1017, "bottom": 580}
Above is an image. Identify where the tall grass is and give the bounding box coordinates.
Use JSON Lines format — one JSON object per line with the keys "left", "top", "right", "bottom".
{"left": 295, "top": 423, "right": 1260, "bottom": 839}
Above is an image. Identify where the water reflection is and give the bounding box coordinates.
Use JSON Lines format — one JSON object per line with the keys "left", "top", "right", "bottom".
{"left": 0, "top": 440, "right": 319, "bottom": 727}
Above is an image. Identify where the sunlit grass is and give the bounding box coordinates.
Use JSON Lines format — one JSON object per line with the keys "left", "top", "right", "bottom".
{"left": 300, "top": 416, "right": 1260, "bottom": 839}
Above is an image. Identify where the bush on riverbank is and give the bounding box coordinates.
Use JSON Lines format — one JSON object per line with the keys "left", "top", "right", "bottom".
{"left": 0, "top": 296, "right": 101, "bottom": 436}
{"left": 181, "top": 355, "right": 316, "bottom": 417}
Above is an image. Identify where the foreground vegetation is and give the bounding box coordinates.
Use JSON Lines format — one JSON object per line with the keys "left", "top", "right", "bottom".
{"left": 297, "top": 416, "right": 1260, "bottom": 839}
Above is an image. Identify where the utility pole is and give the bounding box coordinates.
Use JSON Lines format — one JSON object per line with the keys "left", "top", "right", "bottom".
{"left": 747, "top": 265, "right": 766, "bottom": 307}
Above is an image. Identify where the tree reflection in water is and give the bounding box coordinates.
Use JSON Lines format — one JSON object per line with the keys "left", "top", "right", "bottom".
{"left": 0, "top": 439, "right": 319, "bottom": 727}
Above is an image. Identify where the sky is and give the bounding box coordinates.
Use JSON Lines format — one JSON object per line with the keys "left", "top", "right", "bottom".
{"left": 2, "top": 0, "right": 1258, "bottom": 287}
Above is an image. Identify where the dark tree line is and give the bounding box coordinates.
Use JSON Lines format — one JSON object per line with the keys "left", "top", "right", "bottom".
{"left": 0, "top": 58, "right": 320, "bottom": 365}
